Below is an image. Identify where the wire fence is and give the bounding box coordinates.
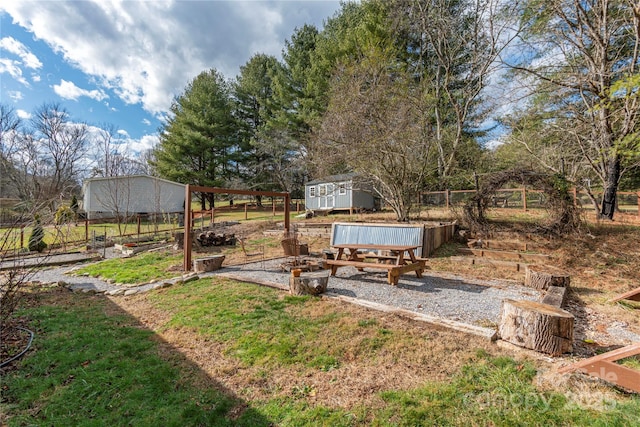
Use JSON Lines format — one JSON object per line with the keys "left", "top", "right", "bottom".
{"left": 1, "top": 200, "right": 308, "bottom": 254}
{"left": 420, "top": 188, "right": 640, "bottom": 215}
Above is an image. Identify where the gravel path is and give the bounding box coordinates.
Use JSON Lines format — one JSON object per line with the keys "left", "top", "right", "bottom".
{"left": 26, "top": 255, "right": 640, "bottom": 345}
{"left": 29, "top": 256, "right": 542, "bottom": 337}
{"left": 212, "top": 259, "right": 543, "bottom": 329}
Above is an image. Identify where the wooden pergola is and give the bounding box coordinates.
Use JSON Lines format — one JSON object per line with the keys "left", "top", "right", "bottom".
{"left": 183, "top": 184, "right": 290, "bottom": 271}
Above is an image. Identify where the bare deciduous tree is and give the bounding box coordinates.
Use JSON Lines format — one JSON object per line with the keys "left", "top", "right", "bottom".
{"left": 315, "top": 56, "right": 436, "bottom": 222}
{"left": 507, "top": 0, "right": 640, "bottom": 219}
{"left": 393, "top": 0, "right": 518, "bottom": 181}
{"left": 30, "top": 103, "right": 88, "bottom": 201}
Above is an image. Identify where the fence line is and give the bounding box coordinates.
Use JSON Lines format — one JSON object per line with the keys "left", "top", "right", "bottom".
{"left": 2, "top": 201, "right": 306, "bottom": 253}
{"left": 419, "top": 188, "right": 640, "bottom": 216}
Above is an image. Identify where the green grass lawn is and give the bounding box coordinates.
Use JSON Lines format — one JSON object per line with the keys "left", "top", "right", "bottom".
{"left": 72, "top": 250, "right": 183, "bottom": 284}
{"left": 3, "top": 280, "right": 639, "bottom": 426}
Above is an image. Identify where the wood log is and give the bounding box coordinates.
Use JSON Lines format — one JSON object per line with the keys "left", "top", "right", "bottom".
{"left": 289, "top": 271, "right": 329, "bottom": 296}
{"left": 498, "top": 299, "right": 574, "bottom": 356}
{"left": 524, "top": 264, "right": 570, "bottom": 290}
{"left": 541, "top": 286, "right": 568, "bottom": 308}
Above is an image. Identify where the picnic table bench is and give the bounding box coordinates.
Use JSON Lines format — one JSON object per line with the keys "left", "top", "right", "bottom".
{"left": 326, "top": 244, "right": 425, "bottom": 285}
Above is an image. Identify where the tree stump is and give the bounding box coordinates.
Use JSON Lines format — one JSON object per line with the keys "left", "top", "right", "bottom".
{"left": 289, "top": 271, "right": 329, "bottom": 296}
{"left": 541, "top": 286, "right": 568, "bottom": 308}
{"left": 193, "top": 255, "right": 225, "bottom": 272}
{"left": 524, "top": 264, "right": 570, "bottom": 290}
{"left": 499, "top": 299, "right": 574, "bottom": 356}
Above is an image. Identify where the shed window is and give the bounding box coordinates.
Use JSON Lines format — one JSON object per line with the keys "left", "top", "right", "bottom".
{"left": 338, "top": 183, "right": 347, "bottom": 195}
{"left": 309, "top": 186, "right": 316, "bottom": 197}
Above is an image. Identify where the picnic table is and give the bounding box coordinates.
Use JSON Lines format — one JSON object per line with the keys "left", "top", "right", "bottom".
{"left": 326, "top": 244, "right": 425, "bottom": 285}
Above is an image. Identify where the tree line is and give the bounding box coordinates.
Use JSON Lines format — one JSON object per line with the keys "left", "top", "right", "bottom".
{"left": 1, "top": 0, "right": 639, "bottom": 223}
{"left": 152, "top": 0, "right": 640, "bottom": 221}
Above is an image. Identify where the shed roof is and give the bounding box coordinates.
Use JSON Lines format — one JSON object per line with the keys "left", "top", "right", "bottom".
{"left": 83, "top": 175, "right": 185, "bottom": 188}
{"left": 306, "top": 173, "right": 358, "bottom": 186}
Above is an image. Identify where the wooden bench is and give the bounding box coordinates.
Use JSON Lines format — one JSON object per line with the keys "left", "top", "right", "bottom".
{"left": 326, "top": 258, "right": 425, "bottom": 285}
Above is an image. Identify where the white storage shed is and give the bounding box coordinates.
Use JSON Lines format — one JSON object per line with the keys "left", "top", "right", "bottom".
{"left": 82, "top": 175, "right": 185, "bottom": 220}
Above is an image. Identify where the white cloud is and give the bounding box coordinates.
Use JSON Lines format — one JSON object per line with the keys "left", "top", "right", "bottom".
{"left": 0, "top": 0, "right": 340, "bottom": 116}
{"left": 129, "top": 134, "right": 159, "bottom": 153}
{"left": 16, "top": 109, "right": 31, "bottom": 119}
{"left": 0, "top": 58, "right": 28, "bottom": 86}
{"left": 117, "top": 129, "right": 129, "bottom": 137}
{"left": 8, "top": 90, "right": 24, "bottom": 101}
{"left": 142, "top": 118, "right": 151, "bottom": 126}
{"left": 0, "top": 36, "right": 42, "bottom": 69}
{"left": 53, "top": 79, "right": 108, "bottom": 101}
{"left": 31, "top": 73, "right": 41, "bottom": 82}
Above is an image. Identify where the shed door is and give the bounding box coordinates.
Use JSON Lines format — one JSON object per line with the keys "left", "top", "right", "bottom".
{"left": 319, "top": 183, "right": 334, "bottom": 209}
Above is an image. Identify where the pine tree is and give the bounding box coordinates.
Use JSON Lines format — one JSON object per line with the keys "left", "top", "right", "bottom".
{"left": 28, "top": 215, "right": 47, "bottom": 253}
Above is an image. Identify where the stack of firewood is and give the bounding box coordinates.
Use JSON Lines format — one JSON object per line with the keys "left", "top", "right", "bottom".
{"left": 196, "top": 231, "right": 236, "bottom": 247}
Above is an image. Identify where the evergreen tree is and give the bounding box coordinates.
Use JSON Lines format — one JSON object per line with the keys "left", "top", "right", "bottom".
{"left": 153, "top": 69, "right": 239, "bottom": 209}
{"left": 28, "top": 215, "right": 47, "bottom": 253}
{"left": 233, "top": 54, "right": 285, "bottom": 191}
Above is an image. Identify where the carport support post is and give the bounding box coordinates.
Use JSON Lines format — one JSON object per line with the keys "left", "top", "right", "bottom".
{"left": 183, "top": 184, "right": 193, "bottom": 272}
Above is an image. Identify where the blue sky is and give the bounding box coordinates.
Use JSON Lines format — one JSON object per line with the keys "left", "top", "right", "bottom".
{"left": 1, "top": 1, "right": 342, "bottom": 154}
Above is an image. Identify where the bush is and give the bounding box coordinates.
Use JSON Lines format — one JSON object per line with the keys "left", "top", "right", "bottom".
{"left": 28, "top": 216, "right": 47, "bottom": 253}
{"left": 54, "top": 205, "right": 74, "bottom": 225}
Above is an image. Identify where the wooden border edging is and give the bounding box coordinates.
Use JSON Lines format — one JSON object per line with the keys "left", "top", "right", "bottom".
{"left": 324, "top": 292, "right": 498, "bottom": 341}
{"left": 216, "top": 272, "right": 289, "bottom": 291}
{"left": 216, "top": 271, "right": 497, "bottom": 341}
{"left": 610, "top": 286, "right": 640, "bottom": 303}
{"left": 557, "top": 343, "right": 640, "bottom": 393}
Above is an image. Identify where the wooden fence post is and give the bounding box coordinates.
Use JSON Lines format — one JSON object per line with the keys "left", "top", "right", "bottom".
{"left": 245, "top": 202, "right": 248, "bottom": 220}
{"left": 522, "top": 187, "right": 527, "bottom": 212}
{"left": 85, "top": 219, "right": 89, "bottom": 243}
{"left": 573, "top": 187, "right": 578, "bottom": 207}
{"left": 445, "top": 190, "right": 450, "bottom": 209}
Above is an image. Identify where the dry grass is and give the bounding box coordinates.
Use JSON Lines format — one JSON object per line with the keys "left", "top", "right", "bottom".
{"left": 110, "top": 206, "right": 640, "bottom": 408}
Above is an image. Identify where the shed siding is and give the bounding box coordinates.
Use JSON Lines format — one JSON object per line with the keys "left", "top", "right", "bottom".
{"left": 305, "top": 184, "right": 320, "bottom": 210}
{"left": 351, "top": 190, "right": 375, "bottom": 210}
{"left": 84, "top": 176, "right": 184, "bottom": 219}
{"left": 305, "top": 178, "right": 375, "bottom": 211}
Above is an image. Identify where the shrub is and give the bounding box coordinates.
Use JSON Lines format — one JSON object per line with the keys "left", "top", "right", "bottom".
{"left": 54, "top": 205, "right": 74, "bottom": 225}
{"left": 28, "top": 216, "right": 47, "bottom": 253}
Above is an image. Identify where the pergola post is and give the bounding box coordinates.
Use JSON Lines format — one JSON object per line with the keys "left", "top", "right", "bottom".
{"left": 183, "top": 184, "right": 193, "bottom": 271}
